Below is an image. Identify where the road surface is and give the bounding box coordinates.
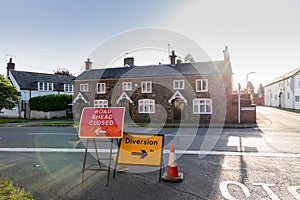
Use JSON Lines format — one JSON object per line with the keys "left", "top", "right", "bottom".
{"left": 0, "top": 106, "right": 299, "bottom": 199}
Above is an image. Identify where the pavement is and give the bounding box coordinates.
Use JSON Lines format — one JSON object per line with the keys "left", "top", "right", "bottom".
{"left": 0, "top": 118, "right": 256, "bottom": 128}
{"left": 0, "top": 118, "right": 75, "bottom": 127}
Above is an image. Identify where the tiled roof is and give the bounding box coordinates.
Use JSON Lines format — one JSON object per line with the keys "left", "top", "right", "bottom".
{"left": 10, "top": 70, "right": 75, "bottom": 91}
{"left": 265, "top": 67, "right": 300, "bottom": 87}
{"left": 76, "top": 61, "right": 232, "bottom": 80}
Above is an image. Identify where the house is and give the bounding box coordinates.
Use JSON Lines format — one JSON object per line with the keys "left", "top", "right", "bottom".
{"left": 264, "top": 67, "right": 300, "bottom": 110}
{"left": 73, "top": 47, "right": 256, "bottom": 124}
{"left": 1, "top": 58, "right": 75, "bottom": 118}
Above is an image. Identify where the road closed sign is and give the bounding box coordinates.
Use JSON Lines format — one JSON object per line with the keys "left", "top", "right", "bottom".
{"left": 79, "top": 107, "right": 125, "bottom": 138}
{"left": 118, "top": 133, "right": 164, "bottom": 166}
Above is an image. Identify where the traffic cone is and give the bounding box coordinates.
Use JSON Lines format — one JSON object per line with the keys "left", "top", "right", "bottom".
{"left": 162, "top": 144, "right": 183, "bottom": 182}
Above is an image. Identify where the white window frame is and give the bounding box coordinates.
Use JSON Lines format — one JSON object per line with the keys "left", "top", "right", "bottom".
{"left": 141, "top": 81, "right": 152, "bottom": 93}
{"left": 193, "top": 98, "right": 212, "bottom": 114}
{"left": 94, "top": 100, "right": 108, "bottom": 108}
{"left": 97, "top": 83, "right": 106, "bottom": 94}
{"left": 173, "top": 80, "right": 185, "bottom": 90}
{"left": 122, "top": 82, "right": 132, "bottom": 91}
{"left": 295, "top": 96, "right": 300, "bottom": 102}
{"left": 80, "top": 83, "right": 88, "bottom": 92}
{"left": 138, "top": 99, "right": 155, "bottom": 113}
{"left": 64, "top": 84, "right": 73, "bottom": 92}
{"left": 196, "top": 79, "right": 208, "bottom": 92}
{"left": 38, "top": 82, "right": 54, "bottom": 91}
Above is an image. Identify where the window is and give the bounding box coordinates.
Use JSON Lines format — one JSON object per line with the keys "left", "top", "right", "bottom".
{"left": 173, "top": 80, "right": 185, "bottom": 90}
{"left": 141, "top": 81, "right": 152, "bottom": 93}
{"left": 122, "top": 82, "right": 132, "bottom": 91}
{"left": 64, "top": 84, "right": 73, "bottom": 92}
{"left": 193, "top": 98, "right": 212, "bottom": 114}
{"left": 196, "top": 79, "right": 208, "bottom": 92}
{"left": 80, "top": 83, "right": 88, "bottom": 92}
{"left": 287, "top": 92, "right": 290, "bottom": 100}
{"left": 138, "top": 99, "right": 155, "bottom": 113}
{"left": 97, "top": 83, "right": 106, "bottom": 94}
{"left": 298, "top": 81, "right": 300, "bottom": 89}
{"left": 94, "top": 100, "right": 108, "bottom": 108}
{"left": 38, "top": 82, "right": 53, "bottom": 91}
{"left": 295, "top": 96, "right": 300, "bottom": 102}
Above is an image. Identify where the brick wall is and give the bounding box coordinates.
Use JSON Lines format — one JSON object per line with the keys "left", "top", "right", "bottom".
{"left": 74, "top": 72, "right": 256, "bottom": 124}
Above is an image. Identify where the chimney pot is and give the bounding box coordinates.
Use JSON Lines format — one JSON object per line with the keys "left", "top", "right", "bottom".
{"left": 85, "top": 58, "right": 92, "bottom": 70}
{"left": 169, "top": 50, "right": 177, "bottom": 65}
{"left": 7, "top": 58, "right": 15, "bottom": 76}
{"left": 124, "top": 57, "right": 134, "bottom": 67}
{"left": 223, "top": 46, "right": 230, "bottom": 61}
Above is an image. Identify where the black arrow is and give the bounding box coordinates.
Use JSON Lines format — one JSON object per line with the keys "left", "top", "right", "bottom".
{"left": 131, "top": 150, "right": 148, "bottom": 159}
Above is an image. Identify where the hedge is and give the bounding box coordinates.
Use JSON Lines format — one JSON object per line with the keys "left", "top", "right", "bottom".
{"left": 29, "top": 94, "right": 72, "bottom": 112}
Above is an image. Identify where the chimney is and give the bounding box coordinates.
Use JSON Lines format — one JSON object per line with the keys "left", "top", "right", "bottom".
{"left": 85, "top": 58, "right": 92, "bottom": 70}
{"left": 124, "top": 57, "right": 134, "bottom": 67}
{"left": 223, "top": 46, "right": 230, "bottom": 61}
{"left": 169, "top": 50, "right": 177, "bottom": 66}
{"left": 7, "top": 58, "right": 15, "bottom": 76}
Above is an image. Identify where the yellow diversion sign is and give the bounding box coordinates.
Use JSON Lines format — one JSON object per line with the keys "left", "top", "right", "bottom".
{"left": 118, "top": 133, "right": 164, "bottom": 166}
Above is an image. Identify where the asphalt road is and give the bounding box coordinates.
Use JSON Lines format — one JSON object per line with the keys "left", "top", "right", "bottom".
{"left": 0, "top": 106, "right": 300, "bottom": 200}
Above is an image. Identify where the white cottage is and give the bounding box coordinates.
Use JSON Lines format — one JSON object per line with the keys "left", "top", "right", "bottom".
{"left": 264, "top": 67, "right": 300, "bottom": 110}
{"left": 1, "top": 59, "right": 75, "bottom": 118}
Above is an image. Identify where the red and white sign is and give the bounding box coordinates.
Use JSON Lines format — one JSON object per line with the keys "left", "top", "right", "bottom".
{"left": 79, "top": 107, "right": 125, "bottom": 138}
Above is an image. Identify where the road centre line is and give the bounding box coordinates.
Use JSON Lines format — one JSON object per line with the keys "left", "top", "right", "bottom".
{"left": 0, "top": 148, "right": 300, "bottom": 158}
{"left": 28, "top": 133, "right": 77, "bottom": 136}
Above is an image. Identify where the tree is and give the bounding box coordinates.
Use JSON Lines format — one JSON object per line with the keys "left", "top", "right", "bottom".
{"left": 176, "top": 56, "right": 183, "bottom": 64}
{"left": 0, "top": 75, "right": 20, "bottom": 112}
{"left": 246, "top": 81, "right": 255, "bottom": 104}
{"left": 256, "top": 83, "right": 264, "bottom": 98}
{"left": 184, "top": 54, "right": 195, "bottom": 63}
{"left": 54, "top": 68, "right": 74, "bottom": 76}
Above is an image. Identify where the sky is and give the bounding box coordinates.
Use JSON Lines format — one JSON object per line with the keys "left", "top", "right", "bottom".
{"left": 0, "top": 0, "right": 299, "bottom": 91}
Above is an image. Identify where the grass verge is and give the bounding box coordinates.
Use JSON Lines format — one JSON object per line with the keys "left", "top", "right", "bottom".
{"left": 36, "top": 121, "right": 76, "bottom": 126}
{"left": 0, "top": 118, "right": 29, "bottom": 124}
{"left": 0, "top": 178, "right": 33, "bottom": 200}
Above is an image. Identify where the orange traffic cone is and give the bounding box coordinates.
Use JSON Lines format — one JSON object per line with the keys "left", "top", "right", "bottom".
{"left": 162, "top": 144, "right": 183, "bottom": 182}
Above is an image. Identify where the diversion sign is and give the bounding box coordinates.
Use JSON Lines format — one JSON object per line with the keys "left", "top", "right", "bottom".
{"left": 79, "top": 107, "right": 125, "bottom": 138}
{"left": 117, "top": 133, "right": 164, "bottom": 166}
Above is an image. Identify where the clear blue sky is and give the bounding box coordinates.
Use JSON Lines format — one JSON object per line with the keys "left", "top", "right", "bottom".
{"left": 1, "top": 0, "right": 300, "bottom": 91}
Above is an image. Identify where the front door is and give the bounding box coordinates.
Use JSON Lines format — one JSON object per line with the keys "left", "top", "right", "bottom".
{"left": 173, "top": 98, "right": 184, "bottom": 122}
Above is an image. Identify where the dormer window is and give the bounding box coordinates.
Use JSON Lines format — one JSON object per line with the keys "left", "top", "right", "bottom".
{"left": 38, "top": 82, "right": 53, "bottom": 91}
{"left": 64, "top": 84, "right": 73, "bottom": 93}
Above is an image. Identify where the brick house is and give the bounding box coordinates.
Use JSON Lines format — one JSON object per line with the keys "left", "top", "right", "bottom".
{"left": 73, "top": 48, "right": 256, "bottom": 124}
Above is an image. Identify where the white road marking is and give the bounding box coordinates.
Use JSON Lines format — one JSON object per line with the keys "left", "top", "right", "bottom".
{"left": 28, "top": 133, "right": 77, "bottom": 136}
{"left": 220, "top": 181, "right": 251, "bottom": 200}
{"left": 0, "top": 148, "right": 300, "bottom": 158}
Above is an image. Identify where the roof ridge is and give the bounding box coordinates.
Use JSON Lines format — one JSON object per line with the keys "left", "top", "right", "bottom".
{"left": 265, "top": 67, "right": 300, "bottom": 86}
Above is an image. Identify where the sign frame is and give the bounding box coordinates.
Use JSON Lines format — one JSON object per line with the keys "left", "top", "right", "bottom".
{"left": 79, "top": 107, "right": 125, "bottom": 185}
{"left": 113, "top": 132, "right": 165, "bottom": 182}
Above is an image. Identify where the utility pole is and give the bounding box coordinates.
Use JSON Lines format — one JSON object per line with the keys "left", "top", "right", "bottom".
{"left": 238, "top": 83, "right": 241, "bottom": 124}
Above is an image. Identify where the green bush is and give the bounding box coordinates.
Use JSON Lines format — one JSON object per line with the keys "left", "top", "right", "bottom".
{"left": 30, "top": 94, "right": 72, "bottom": 112}
{"left": 0, "top": 178, "right": 33, "bottom": 200}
